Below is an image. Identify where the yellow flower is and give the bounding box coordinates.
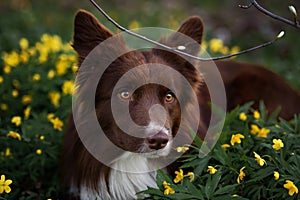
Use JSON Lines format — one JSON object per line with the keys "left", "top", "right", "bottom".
{"left": 174, "top": 169, "right": 184, "bottom": 183}
{"left": 40, "top": 135, "right": 45, "bottom": 140}
{"left": 12, "top": 89, "right": 19, "bottom": 97}
{"left": 230, "top": 46, "right": 240, "bottom": 54}
{"left": 41, "top": 34, "right": 62, "bottom": 52}
{"left": 209, "top": 38, "right": 223, "bottom": 53}
{"left": 62, "top": 43, "right": 74, "bottom": 52}
{"left": 174, "top": 169, "right": 195, "bottom": 183}
{"left": 207, "top": 166, "right": 218, "bottom": 174}
{"left": 7, "top": 131, "right": 21, "bottom": 141}
{"left": 56, "top": 55, "right": 71, "bottom": 76}
{"left": 5, "top": 148, "right": 11, "bottom": 157}
{"left": 272, "top": 139, "right": 284, "bottom": 151}
{"left": 250, "top": 124, "right": 260, "bottom": 135}
{"left": 257, "top": 127, "right": 270, "bottom": 138}
{"left": 128, "top": 20, "right": 140, "bottom": 29}
{"left": 237, "top": 166, "right": 246, "bottom": 184}
{"left": 72, "top": 65, "right": 79, "bottom": 73}
{"left": 253, "top": 110, "right": 260, "bottom": 119}
{"left": 56, "top": 63, "right": 69, "bottom": 76}
{"left": 1, "top": 104, "right": 8, "bottom": 111}
{"left": 230, "top": 133, "right": 244, "bottom": 146}
{"left": 185, "top": 172, "right": 195, "bottom": 182}
{"left": 47, "top": 70, "right": 55, "bottom": 79}
{"left": 220, "top": 46, "right": 229, "bottom": 55}
{"left": 253, "top": 152, "right": 266, "bottom": 166}
{"left": 284, "top": 180, "right": 298, "bottom": 196}
{"left": 0, "top": 76, "right": 3, "bottom": 83}
{"left": 68, "top": 54, "right": 77, "bottom": 62}
{"left": 22, "top": 95, "right": 32, "bottom": 104}
{"left": 50, "top": 117, "right": 64, "bottom": 131}
{"left": 36, "top": 149, "right": 42, "bottom": 155}
{"left": 47, "top": 113, "right": 55, "bottom": 121}
{"left": 19, "top": 51, "right": 29, "bottom": 63}
{"left": 11, "top": 116, "right": 22, "bottom": 126}
{"left": 32, "top": 73, "right": 41, "bottom": 81}
{"left": 3, "top": 66, "right": 11, "bottom": 74}
{"left": 62, "top": 80, "right": 75, "bottom": 95}
{"left": 48, "top": 91, "right": 61, "bottom": 107}
{"left": 176, "top": 146, "right": 189, "bottom": 153}
{"left": 0, "top": 175, "right": 12, "bottom": 194}
{"left": 274, "top": 171, "right": 280, "bottom": 180}
{"left": 221, "top": 144, "right": 230, "bottom": 150}
{"left": 239, "top": 112, "right": 247, "bottom": 121}
{"left": 24, "top": 106, "right": 31, "bottom": 119}
{"left": 19, "top": 38, "right": 29, "bottom": 50}
{"left": 28, "top": 47, "right": 36, "bottom": 56}
{"left": 38, "top": 50, "right": 48, "bottom": 63}
{"left": 250, "top": 124, "right": 270, "bottom": 138}
{"left": 163, "top": 181, "right": 175, "bottom": 195}
{"left": 3, "top": 51, "right": 19, "bottom": 67}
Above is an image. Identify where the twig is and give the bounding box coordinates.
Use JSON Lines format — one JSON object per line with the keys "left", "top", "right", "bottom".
{"left": 89, "top": 0, "right": 283, "bottom": 61}
{"left": 239, "top": 0, "right": 300, "bottom": 29}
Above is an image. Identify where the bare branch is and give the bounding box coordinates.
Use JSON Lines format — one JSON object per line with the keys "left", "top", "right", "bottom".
{"left": 89, "top": 0, "right": 283, "bottom": 61}
{"left": 239, "top": 0, "right": 300, "bottom": 29}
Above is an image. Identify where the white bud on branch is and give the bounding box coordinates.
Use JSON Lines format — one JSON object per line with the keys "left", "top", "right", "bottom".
{"left": 289, "top": 5, "right": 298, "bottom": 17}
{"left": 176, "top": 45, "right": 186, "bottom": 51}
{"left": 277, "top": 31, "right": 285, "bottom": 39}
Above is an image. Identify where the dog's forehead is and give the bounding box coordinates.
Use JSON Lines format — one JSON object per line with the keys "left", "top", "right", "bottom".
{"left": 122, "top": 53, "right": 177, "bottom": 85}
{"left": 111, "top": 51, "right": 169, "bottom": 76}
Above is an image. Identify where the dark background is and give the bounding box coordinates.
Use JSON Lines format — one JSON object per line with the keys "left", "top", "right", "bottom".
{"left": 1, "top": 0, "right": 300, "bottom": 87}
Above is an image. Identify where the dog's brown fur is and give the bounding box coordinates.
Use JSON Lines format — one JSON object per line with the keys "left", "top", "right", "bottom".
{"left": 61, "top": 10, "right": 300, "bottom": 199}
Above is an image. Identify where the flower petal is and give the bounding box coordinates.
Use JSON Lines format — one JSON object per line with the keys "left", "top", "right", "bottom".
{"left": 5, "top": 179, "right": 12, "bottom": 185}
{"left": 0, "top": 185, "right": 4, "bottom": 194}
{"left": 4, "top": 185, "right": 11, "bottom": 193}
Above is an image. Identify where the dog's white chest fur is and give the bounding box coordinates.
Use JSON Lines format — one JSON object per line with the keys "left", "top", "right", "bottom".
{"left": 79, "top": 153, "right": 158, "bottom": 200}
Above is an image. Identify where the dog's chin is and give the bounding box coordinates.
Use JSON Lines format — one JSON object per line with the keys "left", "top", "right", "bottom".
{"left": 138, "top": 140, "right": 173, "bottom": 158}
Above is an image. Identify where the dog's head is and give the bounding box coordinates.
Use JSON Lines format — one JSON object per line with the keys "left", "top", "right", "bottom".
{"left": 72, "top": 10, "right": 205, "bottom": 159}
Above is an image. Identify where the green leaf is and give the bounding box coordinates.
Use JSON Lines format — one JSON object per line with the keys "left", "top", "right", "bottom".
{"left": 267, "top": 107, "right": 281, "bottom": 124}
{"left": 214, "top": 195, "right": 250, "bottom": 200}
{"left": 170, "top": 193, "right": 202, "bottom": 200}
{"left": 194, "top": 157, "right": 210, "bottom": 175}
{"left": 137, "top": 187, "right": 165, "bottom": 198}
{"left": 247, "top": 167, "right": 275, "bottom": 183}
{"left": 205, "top": 172, "right": 221, "bottom": 198}
{"left": 212, "top": 144, "right": 230, "bottom": 165}
{"left": 189, "top": 130, "right": 204, "bottom": 149}
{"left": 258, "top": 100, "right": 268, "bottom": 122}
{"left": 214, "top": 184, "right": 239, "bottom": 196}
{"left": 184, "top": 178, "right": 204, "bottom": 199}
{"left": 279, "top": 118, "right": 294, "bottom": 133}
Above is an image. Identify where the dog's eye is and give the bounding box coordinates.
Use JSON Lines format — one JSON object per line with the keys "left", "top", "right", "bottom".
{"left": 165, "top": 92, "right": 174, "bottom": 103}
{"left": 120, "top": 91, "right": 130, "bottom": 99}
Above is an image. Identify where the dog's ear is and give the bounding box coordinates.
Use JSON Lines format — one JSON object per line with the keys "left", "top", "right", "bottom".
{"left": 154, "top": 16, "right": 204, "bottom": 57}
{"left": 177, "top": 16, "right": 203, "bottom": 45}
{"left": 72, "top": 10, "right": 114, "bottom": 62}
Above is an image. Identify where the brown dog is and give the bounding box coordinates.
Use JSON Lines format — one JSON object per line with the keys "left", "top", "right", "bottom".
{"left": 61, "top": 10, "right": 300, "bottom": 199}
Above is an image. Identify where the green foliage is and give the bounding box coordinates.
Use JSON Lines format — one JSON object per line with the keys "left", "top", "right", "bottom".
{"left": 141, "top": 103, "right": 300, "bottom": 199}
{"left": 0, "top": 35, "right": 76, "bottom": 199}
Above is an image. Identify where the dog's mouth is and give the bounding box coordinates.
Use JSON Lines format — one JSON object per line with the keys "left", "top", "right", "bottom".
{"left": 137, "top": 138, "right": 173, "bottom": 158}
{"left": 135, "top": 122, "right": 173, "bottom": 158}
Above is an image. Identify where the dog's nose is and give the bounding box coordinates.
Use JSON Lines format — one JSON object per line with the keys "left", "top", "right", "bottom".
{"left": 146, "top": 132, "right": 169, "bottom": 150}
